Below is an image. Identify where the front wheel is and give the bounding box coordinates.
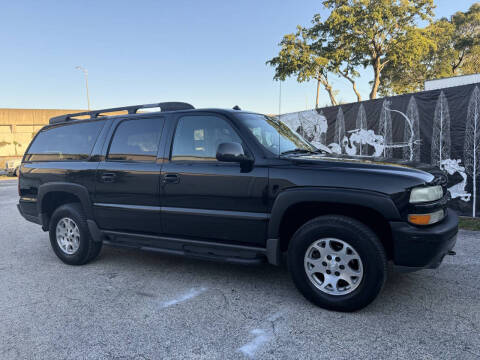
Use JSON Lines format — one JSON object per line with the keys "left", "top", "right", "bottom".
{"left": 288, "top": 215, "right": 387, "bottom": 312}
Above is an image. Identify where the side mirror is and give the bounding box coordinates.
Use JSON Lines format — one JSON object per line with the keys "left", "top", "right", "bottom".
{"left": 216, "top": 142, "right": 252, "bottom": 163}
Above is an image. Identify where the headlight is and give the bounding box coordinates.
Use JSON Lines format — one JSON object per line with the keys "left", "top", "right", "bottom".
{"left": 409, "top": 185, "right": 443, "bottom": 203}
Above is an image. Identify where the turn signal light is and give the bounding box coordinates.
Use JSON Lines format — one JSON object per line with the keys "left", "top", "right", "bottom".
{"left": 408, "top": 214, "right": 431, "bottom": 225}
{"left": 408, "top": 210, "right": 444, "bottom": 226}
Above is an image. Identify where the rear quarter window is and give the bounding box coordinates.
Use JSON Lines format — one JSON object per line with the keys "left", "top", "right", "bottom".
{"left": 25, "top": 120, "right": 105, "bottom": 161}
{"left": 107, "top": 117, "right": 163, "bottom": 162}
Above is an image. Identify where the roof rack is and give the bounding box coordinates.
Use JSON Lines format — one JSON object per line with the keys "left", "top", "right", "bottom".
{"left": 49, "top": 102, "right": 195, "bottom": 124}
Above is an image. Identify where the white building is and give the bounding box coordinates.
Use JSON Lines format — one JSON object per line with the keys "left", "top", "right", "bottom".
{"left": 425, "top": 73, "right": 480, "bottom": 91}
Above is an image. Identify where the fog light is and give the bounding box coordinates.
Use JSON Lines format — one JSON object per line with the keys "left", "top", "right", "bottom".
{"left": 408, "top": 209, "right": 444, "bottom": 225}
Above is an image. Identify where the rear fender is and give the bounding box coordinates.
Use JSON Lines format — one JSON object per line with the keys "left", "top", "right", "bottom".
{"left": 37, "top": 182, "right": 94, "bottom": 225}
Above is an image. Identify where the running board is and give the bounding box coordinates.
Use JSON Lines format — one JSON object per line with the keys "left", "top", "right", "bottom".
{"left": 102, "top": 230, "right": 268, "bottom": 265}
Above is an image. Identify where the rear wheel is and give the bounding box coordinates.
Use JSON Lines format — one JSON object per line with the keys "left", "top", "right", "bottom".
{"left": 288, "top": 215, "right": 387, "bottom": 312}
{"left": 49, "top": 203, "right": 102, "bottom": 265}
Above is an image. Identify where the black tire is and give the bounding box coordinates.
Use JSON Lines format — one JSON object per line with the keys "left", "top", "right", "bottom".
{"left": 288, "top": 215, "right": 387, "bottom": 312}
{"left": 49, "top": 203, "right": 102, "bottom": 265}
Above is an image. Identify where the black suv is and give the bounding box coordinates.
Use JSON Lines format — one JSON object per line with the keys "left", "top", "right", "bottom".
{"left": 17, "top": 102, "right": 458, "bottom": 311}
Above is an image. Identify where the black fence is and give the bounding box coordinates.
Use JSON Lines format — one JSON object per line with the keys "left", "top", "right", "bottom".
{"left": 279, "top": 82, "right": 480, "bottom": 217}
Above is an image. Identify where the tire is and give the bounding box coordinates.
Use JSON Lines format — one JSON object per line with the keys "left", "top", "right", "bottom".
{"left": 288, "top": 215, "right": 387, "bottom": 312}
{"left": 49, "top": 203, "right": 102, "bottom": 265}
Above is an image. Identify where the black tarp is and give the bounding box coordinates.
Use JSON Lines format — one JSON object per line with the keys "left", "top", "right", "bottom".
{"left": 279, "top": 82, "right": 480, "bottom": 217}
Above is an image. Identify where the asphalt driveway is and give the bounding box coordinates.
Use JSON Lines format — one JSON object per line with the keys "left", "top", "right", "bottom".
{"left": 1, "top": 179, "right": 479, "bottom": 359}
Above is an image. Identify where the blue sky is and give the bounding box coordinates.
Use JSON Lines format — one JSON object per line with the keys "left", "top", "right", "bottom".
{"left": 0, "top": 0, "right": 476, "bottom": 114}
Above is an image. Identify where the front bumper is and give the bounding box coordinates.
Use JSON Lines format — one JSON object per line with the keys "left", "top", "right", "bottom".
{"left": 390, "top": 208, "right": 458, "bottom": 271}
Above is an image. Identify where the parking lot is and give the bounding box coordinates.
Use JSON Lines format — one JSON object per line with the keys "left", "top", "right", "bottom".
{"left": 1, "top": 179, "right": 479, "bottom": 359}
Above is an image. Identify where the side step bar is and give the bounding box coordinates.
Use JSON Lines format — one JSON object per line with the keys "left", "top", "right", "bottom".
{"left": 101, "top": 230, "right": 280, "bottom": 265}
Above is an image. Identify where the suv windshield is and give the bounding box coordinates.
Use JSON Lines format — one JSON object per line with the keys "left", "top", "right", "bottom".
{"left": 237, "top": 113, "right": 324, "bottom": 156}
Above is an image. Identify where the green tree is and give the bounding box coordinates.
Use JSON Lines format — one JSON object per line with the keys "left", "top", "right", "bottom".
{"left": 450, "top": 3, "right": 480, "bottom": 74}
{"left": 320, "top": 40, "right": 363, "bottom": 102}
{"left": 381, "top": 3, "right": 480, "bottom": 96}
{"left": 462, "top": 45, "right": 480, "bottom": 74}
{"left": 316, "top": 0, "right": 434, "bottom": 100}
{"left": 267, "top": 27, "right": 338, "bottom": 107}
{"left": 379, "top": 22, "right": 449, "bottom": 95}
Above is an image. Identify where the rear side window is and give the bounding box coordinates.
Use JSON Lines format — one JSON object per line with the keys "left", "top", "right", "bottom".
{"left": 26, "top": 120, "right": 105, "bottom": 161}
{"left": 107, "top": 118, "right": 163, "bottom": 162}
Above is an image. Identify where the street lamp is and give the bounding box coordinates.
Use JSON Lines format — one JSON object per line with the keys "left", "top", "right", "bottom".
{"left": 75, "top": 66, "right": 91, "bottom": 110}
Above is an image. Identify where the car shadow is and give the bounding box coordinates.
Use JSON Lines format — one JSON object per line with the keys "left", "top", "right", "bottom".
{"left": 92, "top": 244, "right": 438, "bottom": 312}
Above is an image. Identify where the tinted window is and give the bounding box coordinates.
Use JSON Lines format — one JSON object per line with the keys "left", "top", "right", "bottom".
{"left": 108, "top": 118, "right": 163, "bottom": 162}
{"left": 171, "top": 115, "right": 242, "bottom": 161}
{"left": 26, "top": 120, "right": 105, "bottom": 161}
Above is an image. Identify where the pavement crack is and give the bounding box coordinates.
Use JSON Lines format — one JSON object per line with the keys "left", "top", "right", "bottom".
{"left": 0, "top": 299, "right": 44, "bottom": 312}
{"left": 216, "top": 288, "right": 230, "bottom": 310}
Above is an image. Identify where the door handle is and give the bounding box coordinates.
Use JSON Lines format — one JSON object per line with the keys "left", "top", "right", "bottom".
{"left": 100, "top": 173, "right": 116, "bottom": 183}
{"left": 163, "top": 173, "right": 180, "bottom": 184}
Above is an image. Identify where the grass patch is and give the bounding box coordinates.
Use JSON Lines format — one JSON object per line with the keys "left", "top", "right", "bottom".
{"left": 459, "top": 217, "right": 480, "bottom": 231}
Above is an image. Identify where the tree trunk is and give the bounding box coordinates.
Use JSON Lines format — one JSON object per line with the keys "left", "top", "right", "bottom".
{"left": 324, "top": 83, "right": 338, "bottom": 106}
{"left": 315, "top": 79, "right": 320, "bottom": 109}
{"left": 339, "top": 72, "right": 362, "bottom": 102}
{"left": 370, "top": 57, "right": 381, "bottom": 100}
{"left": 318, "top": 76, "right": 338, "bottom": 106}
{"left": 452, "top": 50, "right": 465, "bottom": 74}
{"left": 351, "top": 81, "right": 362, "bottom": 102}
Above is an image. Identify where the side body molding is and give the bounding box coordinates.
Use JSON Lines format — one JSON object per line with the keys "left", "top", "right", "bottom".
{"left": 37, "top": 182, "right": 94, "bottom": 222}
{"left": 267, "top": 187, "right": 401, "bottom": 239}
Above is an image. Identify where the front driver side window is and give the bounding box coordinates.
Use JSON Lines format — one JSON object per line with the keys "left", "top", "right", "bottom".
{"left": 171, "top": 115, "right": 243, "bottom": 161}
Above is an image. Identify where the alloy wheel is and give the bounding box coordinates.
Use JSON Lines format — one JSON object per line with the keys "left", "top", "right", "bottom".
{"left": 56, "top": 217, "right": 81, "bottom": 255}
{"left": 304, "top": 238, "right": 364, "bottom": 296}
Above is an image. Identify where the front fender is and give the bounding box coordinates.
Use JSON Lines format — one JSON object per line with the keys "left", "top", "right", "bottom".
{"left": 267, "top": 187, "right": 401, "bottom": 239}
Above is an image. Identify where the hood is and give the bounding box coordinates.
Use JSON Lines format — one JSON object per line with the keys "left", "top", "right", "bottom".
{"left": 285, "top": 153, "right": 446, "bottom": 186}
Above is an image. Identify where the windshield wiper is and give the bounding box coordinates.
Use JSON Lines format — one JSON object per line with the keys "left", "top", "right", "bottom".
{"left": 280, "top": 149, "right": 315, "bottom": 155}
{"left": 280, "top": 148, "right": 329, "bottom": 156}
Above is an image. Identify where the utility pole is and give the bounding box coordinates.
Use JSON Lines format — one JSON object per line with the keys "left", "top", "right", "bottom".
{"left": 75, "top": 66, "right": 91, "bottom": 110}
{"left": 278, "top": 81, "right": 282, "bottom": 117}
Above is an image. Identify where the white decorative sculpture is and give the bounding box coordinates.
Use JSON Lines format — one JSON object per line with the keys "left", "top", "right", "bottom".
{"left": 440, "top": 159, "right": 471, "bottom": 202}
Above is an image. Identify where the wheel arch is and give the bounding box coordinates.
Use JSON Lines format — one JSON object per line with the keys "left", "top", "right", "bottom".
{"left": 37, "top": 182, "right": 94, "bottom": 230}
{"left": 268, "top": 187, "right": 400, "bottom": 259}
